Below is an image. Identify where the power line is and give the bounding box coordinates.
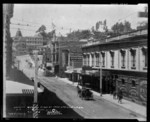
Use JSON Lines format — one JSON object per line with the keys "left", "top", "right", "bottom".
{"left": 10, "top": 27, "right": 37, "bottom": 32}
{"left": 11, "top": 17, "right": 72, "bottom": 30}
{"left": 10, "top": 22, "right": 39, "bottom": 28}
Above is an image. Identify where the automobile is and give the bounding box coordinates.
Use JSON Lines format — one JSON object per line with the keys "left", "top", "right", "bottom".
{"left": 44, "top": 66, "right": 55, "bottom": 77}
{"left": 77, "top": 82, "right": 93, "bottom": 100}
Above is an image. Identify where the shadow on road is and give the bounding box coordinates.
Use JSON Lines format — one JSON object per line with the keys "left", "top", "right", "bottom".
{"left": 6, "top": 86, "right": 84, "bottom": 119}
{"left": 7, "top": 68, "right": 34, "bottom": 86}
{"left": 38, "top": 88, "right": 84, "bottom": 119}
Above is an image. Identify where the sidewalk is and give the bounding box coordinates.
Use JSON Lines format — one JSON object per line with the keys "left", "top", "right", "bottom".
{"left": 57, "top": 77, "right": 146, "bottom": 119}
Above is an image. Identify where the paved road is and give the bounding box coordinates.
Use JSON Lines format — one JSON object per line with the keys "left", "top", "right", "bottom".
{"left": 38, "top": 77, "right": 143, "bottom": 119}
{"left": 17, "top": 55, "right": 144, "bottom": 119}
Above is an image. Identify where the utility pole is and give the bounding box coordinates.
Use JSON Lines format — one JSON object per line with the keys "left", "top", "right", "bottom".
{"left": 100, "top": 61, "right": 102, "bottom": 96}
{"left": 33, "top": 50, "right": 38, "bottom": 118}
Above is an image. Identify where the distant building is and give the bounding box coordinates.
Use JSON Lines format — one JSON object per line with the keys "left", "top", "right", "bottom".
{"left": 12, "top": 29, "right": 27, "bottom": 56}
{"left": 25, "top": 36, "right": 43, "bottom": 51}
{"left": 12, "top": 29, "right": 44, "bottom": 56}
{"left": 81, "top": 29, "right": 147, "bottom": 106}
{"left": 51, "top": 36, "right": 87, "bottom": 79}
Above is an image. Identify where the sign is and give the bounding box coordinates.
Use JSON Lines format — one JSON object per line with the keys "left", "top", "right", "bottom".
{"left": 138, "top": 12, "right": 148, "bottom": 18}
{"left": 139, "top": 80, "right": 147, "bottom": 101}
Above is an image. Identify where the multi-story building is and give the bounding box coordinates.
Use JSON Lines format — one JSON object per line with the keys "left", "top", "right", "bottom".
{"left": 25, "top": 35, "right": 44, "bottom": 51}
{"left": 12, "top": 29, "right": 44, "bottom": 56}
{"left": 12, "top": 29, "right": 27, "bottom": 56}
{"left": 51, "top": 36, "right": 87, "bottom": 78}
{"left": 3, "top": 4, "right": 14, "bottom": 76}
{"left": 81, "top": 29, "right": 147, "bottom": 106}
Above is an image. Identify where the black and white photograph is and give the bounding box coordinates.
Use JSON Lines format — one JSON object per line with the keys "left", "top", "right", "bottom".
{"left": 3, "top": 4, "right": 147, "bottom": 120}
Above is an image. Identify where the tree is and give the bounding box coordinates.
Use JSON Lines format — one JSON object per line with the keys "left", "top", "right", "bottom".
{"left": 36, "top": 25, "right": 47, "bottom": 40}
{"left": 96, "top": 22, "right": 100, "bottom": 31}
{"left": 124, "top": 20, "right": 132, "bottom": 32}
{"left": 111, "top": 21, "right": 133, "bottom": 35}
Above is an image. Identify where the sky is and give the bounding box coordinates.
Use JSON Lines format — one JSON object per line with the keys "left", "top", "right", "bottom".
{"left": 10, "top": 4, "right": 148, "bottom": 37}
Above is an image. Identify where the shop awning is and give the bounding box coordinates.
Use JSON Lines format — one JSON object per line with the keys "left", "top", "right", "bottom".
{"left": 6, "top": 80, "right": 43, "bottom": 94}
{"left": 65, "top": 70, "right": 73, "bottom": 74}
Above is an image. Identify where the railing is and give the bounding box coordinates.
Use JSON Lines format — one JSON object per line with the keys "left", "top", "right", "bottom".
{"left": 82, "top": 29, "right": 147, "bottom": 47}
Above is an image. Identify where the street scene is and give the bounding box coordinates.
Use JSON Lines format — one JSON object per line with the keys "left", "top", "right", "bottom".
{"left": 3, "top": 4, "right": 147, "bottom": 120}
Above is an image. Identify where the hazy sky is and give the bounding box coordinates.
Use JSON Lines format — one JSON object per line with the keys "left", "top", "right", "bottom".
{"left": 10, "top": 4, "right": 147, "bottom": 37}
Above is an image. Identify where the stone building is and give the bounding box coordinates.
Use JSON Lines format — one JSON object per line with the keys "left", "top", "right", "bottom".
{"left": 81, "top": 29, "right": 147, "bottom": 106}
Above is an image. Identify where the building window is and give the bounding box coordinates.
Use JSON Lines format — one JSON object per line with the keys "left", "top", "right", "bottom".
{"left": 110, "top": 51, "right": 114, "bottom": 68}
{"left": 92, "top": 54, "right": 94, "bottom": 67}
{"left": 122, "top": 79, "right": 125, "bottom": 85}
{"left": 101, "top": 52, "right": 105, "bottom": 67}
{"left": 96, "top": 53, "right": 99, "bottom": 67}
{"left": 86, "top": 55, "right": 88, "bottom": 66}
{"left": 131, "top": 80, "right": 136, "bottom": 87}
{"left": 120, "top": 50, "right": 126, "bottom": 68}
{"left": 142, "top": 47, "right": 147, "bottom": 70}
{"left": 85, "top": 55, "right": 86, "bottom": 66}
{"left": 130, "top": 48, "right": 136, "bottom": 69}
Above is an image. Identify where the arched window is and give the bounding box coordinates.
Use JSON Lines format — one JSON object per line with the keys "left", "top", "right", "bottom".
{"left": 120, "top": 49, "right": 126, "bottom": 68}
{"left": 95, "top": 52, "right": 99, "bottom": 67}
{"left": 110, "top": 50, "right": 114, "bottom": 68}
{"left": 130, "top": 48, "right": 136, "bottom": 69}
{"left": 101, "top": 52, "right": 105, "bottom": 67}
{"left": 142, "top": 47, "right": 147, "bottom": 70}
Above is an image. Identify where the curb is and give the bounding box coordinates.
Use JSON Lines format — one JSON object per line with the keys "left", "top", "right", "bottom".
{"left": 58, "top": 78, "right": 146, "bottom": 119}
{"left": 93, "top": 94, "right": 146, "bottom": 119}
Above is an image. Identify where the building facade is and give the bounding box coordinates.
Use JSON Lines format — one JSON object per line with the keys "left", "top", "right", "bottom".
{"left": 82, "top": 29, "right": 147, "bottom": 106}
{"left": 12, "top": 29, "right": 27, "bottom": 56}
{"left": 3, "top": 4, "right": 14, "bottom": 76}
{"left": 12, "top": 29, "right": 44, "bottom": 56}
{"left": 51, "top": 37, "right": 87, "bottom": 78}
{"left": 25, "top": 36, "right": 44, "bottom": 51}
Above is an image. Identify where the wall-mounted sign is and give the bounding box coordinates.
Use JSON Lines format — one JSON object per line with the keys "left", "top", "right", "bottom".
{"left": 139, "top": 80, "right": 147, "bottom": 101}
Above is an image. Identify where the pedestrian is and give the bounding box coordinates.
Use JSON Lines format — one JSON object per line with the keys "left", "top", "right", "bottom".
{"left": 118, "top": 88, "right": 123, "bottom": 104}
{"left": 113, "top": 90, "right": 117, "bottom": 99}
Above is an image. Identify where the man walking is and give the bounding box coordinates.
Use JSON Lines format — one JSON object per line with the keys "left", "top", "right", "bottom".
{"left": 118, "top": 88, "right": 123, "bottom": 104}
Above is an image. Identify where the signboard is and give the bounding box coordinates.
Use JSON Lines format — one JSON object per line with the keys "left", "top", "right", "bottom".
{"left": 138, "top": 12, "right": 148, "bottom": 18}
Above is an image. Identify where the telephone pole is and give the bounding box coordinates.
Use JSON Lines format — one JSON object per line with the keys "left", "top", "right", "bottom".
{"left": 100, "top": 61, "right": 102, "bottom": 96}
{"left": 33, "top": 50, "right": 38, "bottom": 118}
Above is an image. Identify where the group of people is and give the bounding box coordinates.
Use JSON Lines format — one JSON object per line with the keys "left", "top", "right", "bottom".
{"left": 113, "top": 88, "right": 123, "bottom": 104}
